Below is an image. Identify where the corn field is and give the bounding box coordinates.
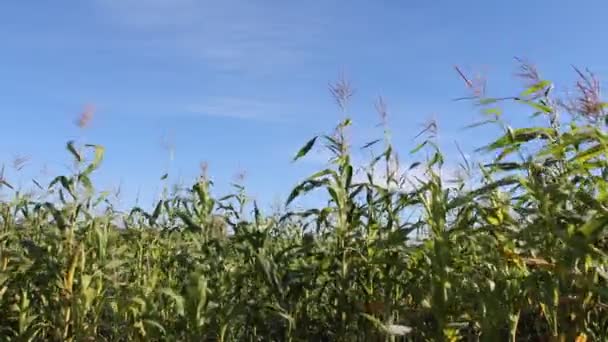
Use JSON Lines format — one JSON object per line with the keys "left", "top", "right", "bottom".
{"left": 0, "top": 62, "right": 607, "bottom": 341}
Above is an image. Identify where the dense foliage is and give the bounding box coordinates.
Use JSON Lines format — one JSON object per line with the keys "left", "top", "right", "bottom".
{"left": 1, "top": 63, "right": 607, "bottom": 341}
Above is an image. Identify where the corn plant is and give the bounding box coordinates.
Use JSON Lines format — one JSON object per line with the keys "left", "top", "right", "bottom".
{"left": 0, "top": 61, "right": 606, "bottom": 341}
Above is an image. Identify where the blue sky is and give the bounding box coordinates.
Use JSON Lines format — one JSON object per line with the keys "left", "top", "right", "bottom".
{"left": 1, "top": 0, "right": 607, "bottom": 210}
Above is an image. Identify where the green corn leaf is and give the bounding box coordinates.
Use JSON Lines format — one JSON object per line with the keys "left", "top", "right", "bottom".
{"left": 253, "top": 200, "right": 261, "bottom": 224}
{"left": 83, "top": 144, "right": 105, "bottom": 175}
{"left": 293, "top": 136, "right": 318, "bottom": 162}
{"left": 344, "top": 164, "right": 353, "bottom": 189}
{"left": 0, "top": 179, "right": 13, "bottom": 190}
{"left": 517, "top": 99, "right": 553, "bottom": 113}
{"left": 579, "top": 215, "right": 608, "bottom": 238}
{"left": 496, "top": 145, "right": 521, "bottom": 161}
{"left": 266, "top": 303, "right": 294, "bottom": 326}
{"left": 430, "top": 152, "right": 444, "bottom": 167}
{"left": 410, "top": 140, "right": 428, "bottom": 154}
{"left": 572, "top": 144, "right": 605, "bottom": 163}
{"left": 448, "top": 176, "right": 520, "bottom": 209}
{"left": 104, "top": 259, "right": 126, "bottom": 270}
{"left": 177, "top": 211, "right": 203, "bottom": 232}
{"left": 409, "top": 162, "right": 421, "bottom": 170}
{"left": 465, "top": 119, "right": 497, "bottom": 129}
{"left": 66, "top": 140, "right": 82, "bottom": 162}
{"left": 79, "top": 174, "right": 93, "bottom": 194}
{"left": 32, "top": 179, "right": 44, "bottom": 190}
{"left": 480, "top": 127, "right": 555, "bottom": 151}
{"left": 483, "top": 162, "right": 523, "bottom": 171}
{"left": 286, "top": 184, "right": 304, "bottom": 206}
{"left": 327, "top": 187, "right": 340, "bottom": 208}
{"left": 307, "top": 169, "right": 336, "bottom": 181}
{"left": 44, "top": 202, "right": 67, "bottom": 230}
{"left": 49, "top": 176, "right": 75, "bottom": 199}
{"left": 143, "top": 319, "right": 166, "bottom": 335}
{"left": 151, "top": 200, "right": 164, "bottom": 223}
{"left": 520, "top": 80, "right": 551, "bottom": 97}
{"left": 286, "top": 179, "right": 327, "bottom": 206}
{"left": 361, "top": 139, "right": 381, "bottom": 149}
{"left": 483, "top": 107, "right": 502, "bottom": 117}
{"left": 478, "top": 97, "right": 501, "bottom": 105}
{"left": 160, "top": 288, "right": 185, "bottom": 316}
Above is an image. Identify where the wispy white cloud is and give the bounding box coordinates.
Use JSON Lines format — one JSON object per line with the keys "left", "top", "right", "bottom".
{"left": 94, "top": 0, "right": 330, "bottom": 75}
{"left": 183, "top": 97, "right": 289, "bottom": 121}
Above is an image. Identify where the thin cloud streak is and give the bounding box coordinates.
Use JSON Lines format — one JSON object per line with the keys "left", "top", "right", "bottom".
{"left": 184, "top": 97, "right": 291, "bottom": 122}
{"left": 94, "top": 0, "right": 331, "bottom": 75}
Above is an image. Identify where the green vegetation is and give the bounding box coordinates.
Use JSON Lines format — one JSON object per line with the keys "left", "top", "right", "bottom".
{"left": 1, "top": 62, "right": 607, "bottom": 341}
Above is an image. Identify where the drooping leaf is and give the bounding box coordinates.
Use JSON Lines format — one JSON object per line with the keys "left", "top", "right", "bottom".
{"left": 49, "top": 176, "right": 75, "bottom": 199}
{"left": 448, "top": 176, "right": 520, "bottom": 209}
{"left": 327, "top": 187, "right": 340, "bottom": 208}
{"left": 480, "top": 127, "right": 556, "bottom": 151}
{"left": 177, "top": 211, "right": 203, "bottom": 232}
{"left": 44, "top": 202, "right": 67, "bottom": 230}
{"left": 286, "top": 179, "right": 328, "bottom": 206}
{"left": 307, "top": 169, "right": 336, "bottom": 181}
{"left": 83, "top": 144, "right": 105, "bottom": 175}
{"left": 143, "top": 319, "right": 166, "bottom": 335}
{"left": 66, "top": 140, "right": 82, "bottom": 162}
{"left": 151, "top": 200, "right": 164, "bottom": 223}
{"left": 0, "top": 179, "right": 13, "bottom": 190}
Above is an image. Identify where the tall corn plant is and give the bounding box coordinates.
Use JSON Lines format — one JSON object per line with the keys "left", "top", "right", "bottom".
{"left": 0, "top": 60, "right": 606, "bottom": 341}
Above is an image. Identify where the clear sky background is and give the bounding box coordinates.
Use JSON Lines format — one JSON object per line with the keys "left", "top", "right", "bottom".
{"left": 1, "top": 1, "right": 607, "bottom": 211}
